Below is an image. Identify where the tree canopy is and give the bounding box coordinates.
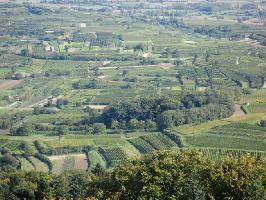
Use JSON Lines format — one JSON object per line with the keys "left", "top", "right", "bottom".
{"left": 0, "top": 150, "right": 265, "bottom": 199}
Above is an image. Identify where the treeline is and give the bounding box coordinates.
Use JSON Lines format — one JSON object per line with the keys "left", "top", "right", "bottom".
{"left": 250, "top": 33, "right": 266, "bottom": 46}
{"left": 31, "top": 52, "right": 140, "bottom": 61}
{"left": 72, "top": 31, "right": 123, "bottom": 47}
{"left": 194, "top": 25, "right": 245, "bottom": 39}
{"left": 34, "top": 141, "right": 91, "bottom": 156}
{"left": 0, "top": 150, "right": 265, "bottom": 199}
{"left": 102, "top": 90, "right": 235, "bottom": 130}
{"left": 10, "top": 122, "right": 107, "bottom": 136}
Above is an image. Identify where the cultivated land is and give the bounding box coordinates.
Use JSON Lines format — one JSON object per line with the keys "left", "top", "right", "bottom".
{"left": 0, "top": 0, "right": 265, "bottom": 172}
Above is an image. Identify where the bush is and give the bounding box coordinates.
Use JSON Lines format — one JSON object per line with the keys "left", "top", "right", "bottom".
{"left": 260, "top": 120, "right": 266, "bottom": 127}
{"left": 92, "top": 123, "right": 106, "bottom": 134}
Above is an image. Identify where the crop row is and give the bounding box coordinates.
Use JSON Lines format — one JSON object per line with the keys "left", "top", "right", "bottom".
{"left": 129, "top": 137, "right": 156, "bottom": 154}
{"left": 98, "top": 147, "right": 127, "bottom": 167}
{"left": 190, "top": 147, "right": 266, "bottom": 161}
{"left": 140, "top": 134, "right": 177, "bottom": 150}
{"left": 130, "top": 133, "right": 178, "bottom": 154}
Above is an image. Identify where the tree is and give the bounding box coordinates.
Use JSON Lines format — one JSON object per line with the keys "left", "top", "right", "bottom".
{"left": 100, "top": 151, "right": 211, "bottom": 199}
{"left": 156, "top": 110, "right": 175, "bottom": 130}
{"left": 91, "top": 164, "right": 106, "bottom": 177}
{"left": 58, "top": 126, "right": 69, "bottom": 136}
{"left": 0, "top": 151, "right": 265, "bottom": 199}
{"left": 14, "top": 123, "right": 34, "bottom": 136}
{"left": 14, "top": 73, "right": 24, "bottom": 80}
{"left": 20, "top": 49, "right": 29, "bottom": 57}
{"left": 0, "top": 147, "right": 10, "bottom": 155}
{"left": 134, "top": 43, "right": 145, "bottom": 52}
{"left": 33, "top": 107, "right": 41, "bottom": 115}
{"left": 192, "top": 54, "right": 198, "bottom": 65}
{"left": 0, "top": 153, "right": 20, "bottom": 167}
{"left": 92, "top": 123, "right": 106, "bottom": 134}
{"left": 65, "top": 171, "right": 92, "bottom": 199}
{"left": 209, "top": 155, "right": 266, "bottom": 199}
{"left": 145, "top": 120, "right": 157, "bottom": 131}
{"left": 56, "top": 99, "right": 64, "bottom": 108}
{"left": 122, "top": 70, "right": 128, "bottom": 77}
{"left": 128, "top": 118, "right": 139, "bottom": 130}
{"left": 111, "top": 119, "right": 119, "bottom": 130}
{"left": 11, "top": 66, "right": 16, "bottom": 74}
{"left": 260, "top": 120, "right": 266, "bottom": 127}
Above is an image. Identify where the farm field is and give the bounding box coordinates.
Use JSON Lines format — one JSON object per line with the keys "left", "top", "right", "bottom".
{"left": 87, "top": 150, "right": 106, "bottom": 170}
{"left": 48, "top": 154, "right": 88, "bottom": 174}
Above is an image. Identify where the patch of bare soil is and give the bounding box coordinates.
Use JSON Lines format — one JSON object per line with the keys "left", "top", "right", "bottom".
{"left": 231, "top": 104, "right": 246, "bottom": 117}
{"left": 263, "top": 81, "right": 266, "bottom": 88}
{"left": 238, "top": 38, "right": 263, "bottom": 48}
{"left": 74, "top": 154, "right": 88, "bottom": 170}
{"left": 160, "top": 63, "right": 173, "bottom": 70}
{"left": 86, "top": 104, "right": 108, "bottom": 110}
{"left": 0, "top": 80, "right": 23, "bottom": 90}
{"left": 197, "top": 87, "right": 207, "bottom": 92}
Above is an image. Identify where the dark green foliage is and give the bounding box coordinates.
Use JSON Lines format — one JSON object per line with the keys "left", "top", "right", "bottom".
{"left": 91, "top": 123, "right": 106, "bottom": 134}
{"left": 0, "top": 151, "right": 265, "bottom": 199}
{"left": 93, "top": 151, "right": 266, "bottom": 199}
{"left": 260, "top": 120, "right": 266, "bottom": 127}
{"left": 103, "top": 90, "right": 235, "bottom": 130}
{"left": 0, "top": 153, "right": 20, "bottom": 168}
{"left": 11, "top": 123, "right": 34, "bottom": 136}
{"left": 34, "top": 140, "right": 91, "bottom": 156}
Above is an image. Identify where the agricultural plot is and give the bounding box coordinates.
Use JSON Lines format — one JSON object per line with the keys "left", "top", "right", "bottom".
{"left": 29, "top": 156, "right": 49, "bottom": 172}
{"left": 87, "top": 150, "right": 107, "bottom": 170}
{"left": 140, "top": 134, "right": 178, "bottom": 150}
{"left": 19, "top": 157, "right": 35, "bottom": 171}
{"left": 183, "top": 134, "right": 266, "bottom": 152}
{"left": 0, "top": 139, "right": 23, "bottom": 153}
{"left": 210, "top": 123, "right": 266, "bottom": 137}
{"left": 245, "top": 103, "right": 266, "bottom": 113}
{"left": 49, "top": 154, "right": 88, "bottom": 174}
{"left": 129, "top": 138, "right": 156, "bottom": 154}
{"left": 98, "top": 147, "right": 127, "bottom": 167}
{"left": 190, "top": 147, "right": 266, "bottom": 161}
{"left": 129, "top": 133, "right": 178, "bottom": 154}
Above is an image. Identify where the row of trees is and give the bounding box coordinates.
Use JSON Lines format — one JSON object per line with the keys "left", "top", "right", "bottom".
{"left": 0, "top": 150, "right": 265, "bottom": 199}
{"left": 10, "top": 122, "right": 107, "bottom": 136}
